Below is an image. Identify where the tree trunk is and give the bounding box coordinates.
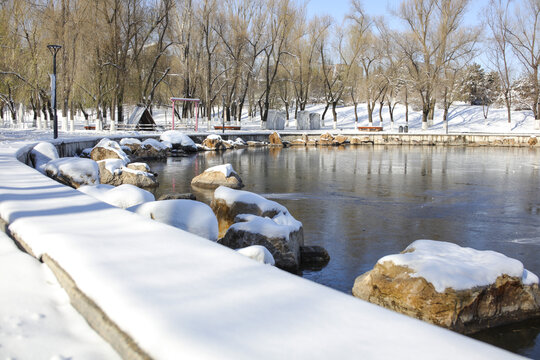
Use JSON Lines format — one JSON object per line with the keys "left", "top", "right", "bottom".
{"left": 332, "top": 101, "right": 337, "bottom": 123}
{"left": 321, "top": 102, "right": 329, "bottom": 120}
{"left": 505, "top": 93, "right": 511, "bottom": 124}
{"left": 378, "top": 101, "right": 383, "bottom": 124}
{"left": 367, "top": 102, "right": 373, "bottom": 125}
{"left": 354, "top": 103, "right": 358, "bottom": 123}
{"left": 405, "top": 88, "right": 409, "bottom": 124}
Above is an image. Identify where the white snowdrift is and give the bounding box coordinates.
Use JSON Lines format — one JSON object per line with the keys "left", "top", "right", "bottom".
{"left": 128, "top": 200, "right": 218, "bottom": 241}
{"left": 141, "top": 138, "right": 168, "bottom": 151}
{"left": 160, "top": 130, "right": 196, "bottom": 150}
{"left": 379, "top": 240, "right": 540, "bottom": 292}
{"left": 0, "top": 232, "right": 119, "bottom": 359}
{"left": 30, "top": 142, "right": 59, "bottom": 173}
{"left": 204, "top": 163, "right": 237, "bottom": 177}
{"left": 44, "top": 157, "right": 100, "bottom": 186}
{"left": 79, "top": 183, "right": 154, "bottom": 209}
{"left": 236, "top": 245, "right": 275, "bottom": 265}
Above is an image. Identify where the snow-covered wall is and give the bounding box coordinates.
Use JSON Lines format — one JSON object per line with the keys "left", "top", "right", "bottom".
{"left": 0, "top": 139, "right": 521, "bottom": 360}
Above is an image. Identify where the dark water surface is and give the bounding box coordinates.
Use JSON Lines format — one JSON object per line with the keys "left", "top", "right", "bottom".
{"left": 148, "top": 145, "right": 540, "bottom": 357}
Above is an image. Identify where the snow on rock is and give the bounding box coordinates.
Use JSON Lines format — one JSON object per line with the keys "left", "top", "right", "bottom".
{"left": 201, "top": 134, "right": 226, "bottom": 151}
{"left": 44, "top": 157, "right": 100, "bottom": 188}
{"left": 78, "top": 184, "right": 115, "bottom": 199}
{"left": 191, "top": 164, "right": 243, "bottom": 190}
{"left": 141, "top": 138, "right": 168, "bottom": 151}
{"left": 30, "top": 142, "right": 59, "bottom": 173}
{"left": 379, "top": 240, "right": 538, "bottom": 292}
{"left": 212, "top": 187, "right": 304, "bottom": 272}
{"left": 91, "top": 183, "right": 155, "bottom": 208}
{"left": 128, "top": 200, "right": 218, "bottom": 241}
{"left": 90, "top": 138, "right": 130, "bottom": 163}
{"left": 0, "top": 232, "right": 119, "bottom": 360}
{"left": 98, "top": 160, "right": 158, "bottom": 188}
{"left": 236, "top": 245, "right": 275, "bottom": 265}
{"left": 353, "top": 240, "right": 540, "bottom": 334}
{"left": 119, "top": 138, "right": 142, "bottom": 152}
{"left": 160, "top": 130, "right": 197, "bottom": 152}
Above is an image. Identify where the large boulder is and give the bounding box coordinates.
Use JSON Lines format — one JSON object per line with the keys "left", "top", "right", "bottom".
{"left": 202, "top": 134, "right": 227, "bottom": 151}
{"left": 133, "top": 139, "right": 169, "bottom": 159}
{"left": 98, "top": 159, "right": 158, "bottom": 188}
{"left": 90, "top": 138, "right": 130, "bottom": 163}
{"left": 79, "top": 183, "right": 154, "bottom": 209}
{"left": 160, "top": 130, "right": 197, "bottom": 152}
{"left": 269, "top": 132, "right": 284, "bottom": 147}
{"left": 128, "top": 200, "right": 218, "bottom": 241}
{"left": 30, "top": 142, "right": 59, "bottom": 173}
{"left": 211, "top": 186, "right": 304, "bottom": 272}
{"left": 44, "top": 157, "right": 100, "bottom": 188}
{"left": 352, "top": 240, "right": 540, "bottom": 334}
{"left": 333, "top": 135, "right": 348, "bottom": 145}
{"left": 119, "top": 138, "right": 142, "bottom": 153}
{"left": 191, "top": 163, "right": 243, "bottom": 190}
{"left": 319, "top": 133, "right": 335, "bottom": 146}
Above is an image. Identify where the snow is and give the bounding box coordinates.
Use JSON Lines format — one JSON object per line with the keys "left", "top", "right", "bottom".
{"left": 204, "top": 163, "right": 237, "bottom": 177}
{"left": 119, "top": 138, "right": 141, "bottom": 146}
{"left": 128, "top": 200, "right": 218, "bottom": 241}
{"left": 93, "top": 138, "right": 130, "bottom": 163}
{"left": 236, "top": 245, "right": 275, "bottom": 265}
{"left": 160, "top": 130, "right": 196, "bottom": 148}
{"left": 30, "top": 141, "right": 59, "bottom": 173}
{"left": 214, "top": 186, "right": 302, "bottom": 232}
{"left": 0, "top": 138, "right": 520, "bottom": 359}
{"left": 78, "top": 184, "right": 115, "bottom": 198}
{"left": 79, "top": 183, "right": 155, "bottom": 209}
{"left": 0, "top": 231, "right": 119, "bottom": 359}
{"left": 141, "top": 138, "right": 168, "bottom": 151}
{"left": 100, "top": 159, "right": 125, "bottom": 174}
{"left": 44, "top": 157, "right": 100, "bottom": 186}
{"left": 207, "top": 134, "right": 222, "bottom": 140}
{"left": 379, "top": 240, "right": 539, "bottom": 293}
{"left": 231, "top": 215, "right": 294, "bottom": 239}
{"left": 234, "top": 137, "right": 247, "bottom": 145}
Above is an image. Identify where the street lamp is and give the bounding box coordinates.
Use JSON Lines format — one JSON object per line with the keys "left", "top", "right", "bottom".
{"left": 47, "top": 44, "right": 62, "bottom": 139}
{"left": 221, "top": 94, "right": 226, "bottom": 134}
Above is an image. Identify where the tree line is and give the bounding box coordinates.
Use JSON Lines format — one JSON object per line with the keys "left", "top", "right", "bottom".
{"left": 1, "top": 0, "right": 539, "bottom": 128}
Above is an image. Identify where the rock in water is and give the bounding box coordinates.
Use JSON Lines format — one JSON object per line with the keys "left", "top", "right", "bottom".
{"left": 352, "top": 240, "right": 540, "bottom": 334}
{"left": 98, "top": 160, "right": 158, "bottom": 188}
{"left": 44, "top": 158, "right": 100, "bottom": 188}
{"left": 202, "top": 134, "right": 227, "bottom": 151}
{"left": 191, "top": 163, "right": 243, "bottom": 190}
{"left": 160, "top": 130, "right": 197, "bottom": 152}
{"left": 300, "top": 245, "right": 330, "bottom": 270}
{"left": 269, "top": 132, "right": 284, "bottom": 147}
{"left": 319, "top": 133, "right": 335, "bottom": 146}
{"left": 90, "top": 138, "right": 130, "bottom": 162}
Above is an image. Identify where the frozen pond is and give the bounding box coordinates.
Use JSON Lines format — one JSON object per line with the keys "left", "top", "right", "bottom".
{"left": 147, "top": 145, "right": 540, "bottom": 357}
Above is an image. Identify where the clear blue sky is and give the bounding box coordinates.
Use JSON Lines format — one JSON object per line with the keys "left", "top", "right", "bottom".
{"left": 306, "top": 0, "right": 487, "bottom": 27}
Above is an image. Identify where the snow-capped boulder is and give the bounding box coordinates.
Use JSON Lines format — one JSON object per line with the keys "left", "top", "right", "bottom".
{"left": 132, "top": 138, "right": 169, "bottom": 159}
{"left": 119, "top": 138, "right": 142, "bottom": 152}
{"left": 157, "top": 193, "right": 196, "bottom": 201}
{"left": 236, "top": 245, "right": 275, "bottom": 265}
{"left": 319, "top": 133, "right": 335, "bottom": 146}
{"left": 233, "top": 137, "right": 248, "bottom": 149}
{"left": 30, "top": 142, "right": 59, "bottom": 173}
{"left": 202, "top": 134, "right": 226, "bottom": 151}
{"left": 352, "top": 240, "right": 540, "bottom": 334}
{"left": 84, "top": 183, "right": 154, "bottom": 209}
{"left": 269, "top": 132, "right": 284, "bottom": 147}
{"left": 98, "top": 160, "right": 158, "bottom": 188}
{"left": 44, "top": 158, "right": 99, "bottom": 188}
{"left": 191, "top": 164, "right": 243, "bottom": 190}
{"left": 333, "top": 135, "right": 348, "bottom": 145}
{"left": 78, "top": 184, "right": 115, "bottom": 198}
{"left": 247, "top": 141, "right": 266, "bottom": 147}
{"left": 90, "top": 138, "right": 130, "bottom": 163}
{"left": 350, "top": 136, "right": 373, "bottom": 145}
{"left": 128, "top": 200, "right": 218, "bottom": 241}
{"left": 160, "top": 130, "right": 197, "bottom": 152}
{"left": 212, "top": 186, "right": 304, "bottom": 272}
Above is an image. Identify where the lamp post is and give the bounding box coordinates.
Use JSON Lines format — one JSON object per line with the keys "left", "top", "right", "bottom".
{"left": 221, "top": 94, "right": 225, "bottom": 134}
{"left": 47, "top": 44, "right": 62, "bottom": 139}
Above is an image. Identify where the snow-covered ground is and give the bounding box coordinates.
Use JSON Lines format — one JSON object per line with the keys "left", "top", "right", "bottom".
{"left": 0, "top": 129, "right": 523, "bottom": 358}
{"left": 2, "top": 103, "right": 540, "bottom": 137}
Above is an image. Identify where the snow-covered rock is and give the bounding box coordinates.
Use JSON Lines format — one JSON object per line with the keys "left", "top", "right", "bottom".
{"left": 201, "top": 134, "right": 226, "bottom": 151}
{"left": 78, "top": 184, "right": 115, "bottom": 198}
{"left": 82, "top": 183, "right": 154, "bottom": 209}
{"left": 269, "top": 132, "right": 284, "bottom": 147}
{"left": 98, "top": 160, "right": 158, "bottom": 188}
{"left": 246, "top": 141, "right": 266, "bottom": 147}
{"left": 160, "top": 130, "right": 197, "bottom": 152}
{"left": 44, "top": 157, "right": 100, "bottom": 188}
{"left": 350, "top": 136, "right": 373, "bottom": 145}
{"left": 191, "top": 163, "right": 244, "bottom": 190}
{"left": 119, "top": 138, "right": 142, "bottom": 152}
{"left": 128, "top": 200, "right": 218, "bottom": 241}
{"left": 236, "top": 245, "right": 275, "bottom": 265}
{"left": 30, "top": 142, "right": 59, "bottom": 173}
{"left": 212, "top": 186, "right": 304, "bottom": 272}
{"left": 90, "top": 138, "right": 130, "bottom": 163}
{"left": 319, "top": 133, "right": 335, "bottom": 146}
{"left": 352, "top": 240, "right": 540, "bottom": 334}
{"left": 130, "top": 138, "right": 169, "bottom": 159}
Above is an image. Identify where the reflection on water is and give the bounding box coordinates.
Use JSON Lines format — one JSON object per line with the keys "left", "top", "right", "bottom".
{"left": 147, "top": 145, "right": 540, "bottom": 357}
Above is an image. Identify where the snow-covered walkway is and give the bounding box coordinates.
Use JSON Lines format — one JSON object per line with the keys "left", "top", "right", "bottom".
{"left": 0, "top": 138, "right": 522, "bottom": 359}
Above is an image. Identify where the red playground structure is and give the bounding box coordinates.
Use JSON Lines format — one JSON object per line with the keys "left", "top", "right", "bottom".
{"left": 170, "top": 97, "right": 200, "bottom": 131}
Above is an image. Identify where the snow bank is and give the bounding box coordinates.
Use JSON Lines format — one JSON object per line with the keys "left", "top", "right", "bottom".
{"left": 160, "top": 130, "right": 196, "bottom": 148}
{"left": 0, "top": 232, "right": 119, "bottom": 359}
{"left": 78, "top": 184, "right": 115, "bottom": 199}
{"left": 128, "top": 200, "right": 218, "bottom": 241}
{"left": 379, "top": 240, "right": 540, "bottom": 292}
{"left": 81, "top": 183, "right": 154, "bottom": 209}
{"left": 236, "top": 245, "right": 275, "bottom": 265}
{"left": 30, "top": 142, "right": 59, "bottom": 173}
{"left": 204, "top": 163, "right": 237, "bottom": 177}
{"left": 44, "top": 157, "right": 100, "bottom": 186}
